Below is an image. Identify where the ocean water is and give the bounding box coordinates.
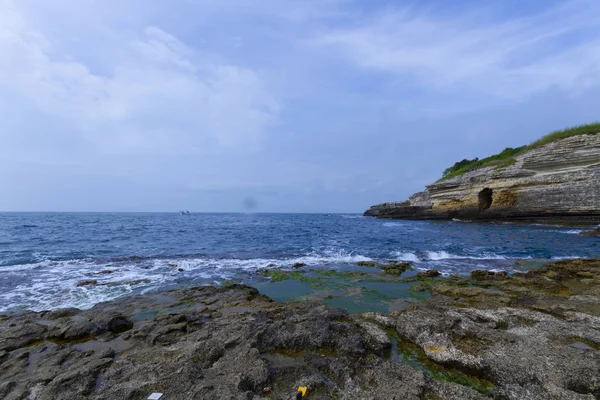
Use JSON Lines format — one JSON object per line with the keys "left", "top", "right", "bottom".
{"left": 0, "top": 212, "right": 597, "bottom": 312}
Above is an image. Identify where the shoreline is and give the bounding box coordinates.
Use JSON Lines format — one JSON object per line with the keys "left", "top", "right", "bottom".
{"left": 1, "top": 258, "right": 599, "bottom": 399}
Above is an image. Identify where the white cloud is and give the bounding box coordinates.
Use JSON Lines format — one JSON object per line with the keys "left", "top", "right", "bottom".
{"left": 314, "top": 0, "right": 600, "bottom": 100}
{"left": 0, "top": 1, "right": 279, "bottom": 155}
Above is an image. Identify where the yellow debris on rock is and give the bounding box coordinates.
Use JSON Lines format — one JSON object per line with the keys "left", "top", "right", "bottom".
{"left": 297, "top": 386, "right": 308, "bottom": 396}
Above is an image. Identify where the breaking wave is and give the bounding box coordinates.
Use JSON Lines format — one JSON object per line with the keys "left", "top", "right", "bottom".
{"left": 0, "top": 249, "right": 374, "bottom": 312}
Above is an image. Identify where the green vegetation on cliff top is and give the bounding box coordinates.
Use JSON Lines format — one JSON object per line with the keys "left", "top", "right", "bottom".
{"left": 441, "top": 122, "right": 600, "bottom": 180}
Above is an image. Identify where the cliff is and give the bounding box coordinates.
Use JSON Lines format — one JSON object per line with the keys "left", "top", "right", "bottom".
{"left": 364, "top": 131, "right": 600, "bottom": 224}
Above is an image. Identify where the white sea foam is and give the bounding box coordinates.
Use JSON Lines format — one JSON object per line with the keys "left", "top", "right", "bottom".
{"left": 550, "top": 256, "right": 585, "bottom": 260}
{"left": 424, "top": 251, "right": 461, "bottom": 260}
{"left": 0, "top": 249, "right": 374, "bottom": 312}
{"left": 423, "top": 251, "right": 508, "bottom": 261}
{"left": 392, "top": 251, "right": 420, "bottom": 262}
{"left": 339, "top": 215, "right": 363, "bottom": 219}
{"left": 0, "top": 247, "right": 573, "bottom": 312}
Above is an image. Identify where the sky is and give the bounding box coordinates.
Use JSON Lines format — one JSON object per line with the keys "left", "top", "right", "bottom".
{"left": 1, "top": 0, "right": 599, "bottom": 213}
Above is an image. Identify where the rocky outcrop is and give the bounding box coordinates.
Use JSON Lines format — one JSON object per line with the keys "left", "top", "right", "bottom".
{"left": 0, "top": 284, "right": 486, "bottom": 400}
{"left": 1, "top": 259, "right": 599, "bottom": 399}
{"left": 364, "top": 134, "right": 600, "bottom": 224}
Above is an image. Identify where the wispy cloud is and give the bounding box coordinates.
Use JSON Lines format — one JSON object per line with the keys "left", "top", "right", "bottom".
{"left": 315, "top": 0, "right": 600, "bottom": 100}
{"left": 1, "top": 0, "right": 599, "bottom": 211}
{"left": 0, "top": 1, "right": 279, "bottom": 155}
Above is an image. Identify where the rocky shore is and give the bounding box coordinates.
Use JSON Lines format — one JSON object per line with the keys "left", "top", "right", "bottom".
{"left": 364, "top": 133, "right": 600, "bottom": 224}
{"left": 1, "top": 259, "right": 599, "bottom": 399}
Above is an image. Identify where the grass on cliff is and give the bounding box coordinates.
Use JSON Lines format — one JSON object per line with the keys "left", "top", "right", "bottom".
{"left": 441, "top": 122, "right": 600, "bottom": 180}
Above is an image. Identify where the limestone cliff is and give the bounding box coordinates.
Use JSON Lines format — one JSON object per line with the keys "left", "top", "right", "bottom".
{"left": 364, "top": 133, "right": 600, "bottom": 224}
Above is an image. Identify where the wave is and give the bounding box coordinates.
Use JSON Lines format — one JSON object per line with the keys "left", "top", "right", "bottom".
{"left": 425, "top": 251, "right": 508, "bottom": 261}
{"left": 550, "top": 256, "right": 586, "bottom": 260}
{"left": 424, "top": 251, "right": 461, "bottom": 260}
{"left": 391, "top": 250, "right": 510, "bottom": 262}
{"left": 0, "top": 249, "right": 375, "bottom": 312}
{"left": 423, "top": 251, "right": 509, "bottom": 261}
{"left": 391, "top": 251, "right": 420, "bottom": 262}
{"left": 0, "top": 248, "right": 586, "bottom": 312}
{"left": 451, "top": 218, "right": 472, "bottom": 223}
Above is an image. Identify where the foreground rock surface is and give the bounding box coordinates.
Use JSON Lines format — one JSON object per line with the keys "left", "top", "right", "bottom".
{"left": 364, "top": 134, "right": 600, "bottom": 224}
{"left": 0, "top": 259, "right": 599, "bottom": 399}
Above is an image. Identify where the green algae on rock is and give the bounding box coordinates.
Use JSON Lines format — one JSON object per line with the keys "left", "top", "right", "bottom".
{"left": 380, "top": 261, "right": 413, "bottom": 275}
{"left": 1, "top": 259, "right": 599, "bottom": 399}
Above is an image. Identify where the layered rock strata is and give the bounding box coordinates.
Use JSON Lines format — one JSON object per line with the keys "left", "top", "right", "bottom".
{"left": 365, "top": 134, "right": 600, "bottom": 224}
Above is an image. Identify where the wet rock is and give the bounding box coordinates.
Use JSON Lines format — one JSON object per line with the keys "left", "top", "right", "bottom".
{"left": 1, "top": 260, "right": 599, "bottom": 399}
{"left": 394, "top": 259, "right": 600, "bottom": 399}
{"left": 256, "top": 268, "right": 270, "bottom": 275}
{"left": 63, "top": 321, "right": 105, "bottom": 340}
{"left": 580, "top": 228, "right": 600, "bottom": 236}
{"left": 356, "top": 261, "right": 378, "bottom": 267}
{"left": 106, "top": 315, "right": 133, "bottom": 334}
{"left": 380, "top": 261, "right": 412, "bottom": 275}
{"left": 291, "top": 262, "right": 306, "bottom": 268}
{"left": 355, "top": 312, "right": 396, "bottom": 328}
{"left": 471, "top": 270, "right": 509, "bottom": 280}
{"left": 417, "top": 269, "right": 441, "bottom": 279}
{"left": 410, "top": 283, "right": 428, "bottom": 292}
{"left": 104, "top": 279, "right": 150, "bottom": 287}
{"left": 355, "top": 320, "right": 391, "bottom": 353}
{"left": 44, "top": 308, "right": 80, "bottom": 320}
{"left": 76, "top": 280, "right": 97, "bottom": 287}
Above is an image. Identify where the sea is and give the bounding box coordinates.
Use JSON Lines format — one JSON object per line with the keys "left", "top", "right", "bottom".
{"left": 0, "top": 212, "right": 598, "bottom": 312}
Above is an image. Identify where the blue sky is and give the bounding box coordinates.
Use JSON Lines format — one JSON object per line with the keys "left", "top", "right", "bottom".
{"left": 1, "top": 0, "right": 599, "bottom": 212}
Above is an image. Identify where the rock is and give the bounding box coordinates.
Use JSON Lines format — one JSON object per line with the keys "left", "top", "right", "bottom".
{"left": 580, "top": 228, "right": 600, "bottom": 236}
{"left": 1, "top": 259, "right": 599, "bottom": 399}
{"left": 105, "top": 279, "right": 150, "bottom": 287}
{"left": 256, "top": 268, "right": 270, "bottom": 275}
{"left": 364, "top": 134, "right": 600, "bottom": 224}
{"left": 63, "top": 321, "right": 105, "bottom": 340}
{"left": 471, "top": 270, "right": 509, "bottom": 280}
{"left": 107, "top": 315, "right": 133, "bottom": 333}
{"left": 356, "top": 261, "right": 378, "bottom": 267}
{"left": 416, "top": 269, "right": 441, "bottom": 279}
{"left": 355, "top": 312, "right": 396, "bottom": 328}
{"left": 291, "top": 262, "right": 306, "bottom": 268}
{"left": 76, "top": 280, "right": 97, "bottom": 287}
{"left": 44, "top": 308, "right": 80, "bottom": 319}
{"left": 355, "top": 321, "right": 391, "bottom": 353}
{"left": 410, "top": 283, "right": 428, "bottom": 292}
{"left": 0, "top": 283, "right": 491, "bottom": 399}
{"left": 380, "top": 262, "right": 412, "bottom": 275}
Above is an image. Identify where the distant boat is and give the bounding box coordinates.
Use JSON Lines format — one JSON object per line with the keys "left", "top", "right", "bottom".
{"left": 179, "top": 210, "right": 191, "bottom": 215}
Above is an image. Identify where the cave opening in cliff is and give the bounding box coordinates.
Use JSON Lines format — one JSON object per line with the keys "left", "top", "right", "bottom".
{"left": 478, "top": 188, "right": 493, "bottom": 212}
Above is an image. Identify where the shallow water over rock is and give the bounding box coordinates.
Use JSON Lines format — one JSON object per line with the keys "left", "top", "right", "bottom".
{"left": 0, "top": 212, "right": 597, "bottom": 311}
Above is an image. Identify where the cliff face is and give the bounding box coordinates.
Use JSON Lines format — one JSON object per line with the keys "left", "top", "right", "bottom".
{"left": 364, "top": 134, "right": 600, "bottom": 224}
